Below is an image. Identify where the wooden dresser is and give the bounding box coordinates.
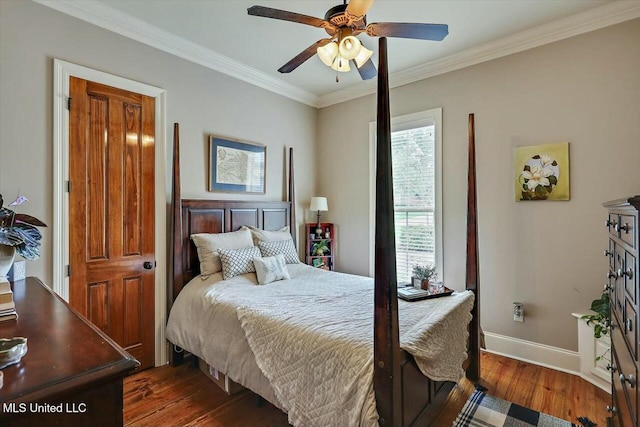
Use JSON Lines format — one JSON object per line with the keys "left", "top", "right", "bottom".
{"left": 604, "top": 197, "right": 639, "bottom": 427}
{"left": 0, "top": 277, "right": 139, "bottom": 427}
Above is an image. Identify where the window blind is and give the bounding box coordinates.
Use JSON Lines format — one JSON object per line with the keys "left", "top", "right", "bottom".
{"left": 391, "top": 125, "right": 436, "bottom": 284}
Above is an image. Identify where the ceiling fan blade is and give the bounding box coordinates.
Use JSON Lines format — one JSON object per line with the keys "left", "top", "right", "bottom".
{"left": 248, "top": 6, "right": 336, "bottom": 32}
{"left": 356, "top": 58, "right": 377, "bottom": 80}
{"left": 366, "top": 22, "right": 449, "bottom": 41}
{"left": 346, "top": 0, "right": 375, "bottom": 18}
{"left": 278, "top": 39, "right": 332, "bottom": 74}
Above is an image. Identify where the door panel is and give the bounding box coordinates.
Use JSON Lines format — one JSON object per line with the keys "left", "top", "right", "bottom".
{"left": 69, "top": 77, "right": 155, "bottom": 370}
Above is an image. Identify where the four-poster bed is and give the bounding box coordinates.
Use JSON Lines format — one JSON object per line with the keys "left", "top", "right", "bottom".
{"left": 167, "top": 38, "right": 479, "bottom": 427}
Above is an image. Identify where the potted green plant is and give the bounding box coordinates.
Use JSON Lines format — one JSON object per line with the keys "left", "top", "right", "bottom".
{"left": 312, "top": 239, "right": 330, "bottom": 256}
{"left": 0, "top": 194, "right": 47, "bottom": 277}
{"left": 412, "top": 263, "right": 437, "bottom": 290}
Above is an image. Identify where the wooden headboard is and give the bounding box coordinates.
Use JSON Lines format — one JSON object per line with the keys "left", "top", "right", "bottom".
{"left": 170, "top": 124, "right": 296, "bottom": 304}
{"left": 174, "top": 199, "right": 291, "bottom": 293}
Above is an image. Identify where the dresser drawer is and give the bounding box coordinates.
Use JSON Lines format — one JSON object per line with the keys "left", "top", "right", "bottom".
{"left": 624, "top": 251, "right": 636, "bottom": 304}
{"left": 611, "top": 372, "right": 633, "bottom": 427}
{"left": 613, "top": 275, "right": 624, "bottom": 325}
{"left": 607, "top": 239, "right": 616, "bottom": 270}
{"left": 624, "top": 299, "right": 637, "bottom": 360}
{"left": 618, "top": 214, "right": 636, "bottom": 249}
{"left": 612, "top": 330, "right": 638, "bottom": 426}
{"left": 608, "top": 214, "right": 619, "bottom": 238}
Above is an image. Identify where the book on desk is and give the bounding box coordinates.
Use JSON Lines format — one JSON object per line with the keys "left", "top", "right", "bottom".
{"left": 0, "top": 278, "right": 17, "bottom": 321}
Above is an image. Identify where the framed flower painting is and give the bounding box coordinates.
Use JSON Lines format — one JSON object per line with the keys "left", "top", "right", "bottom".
{"left": 514, "top": 142, "right": 570, "bottom": 201}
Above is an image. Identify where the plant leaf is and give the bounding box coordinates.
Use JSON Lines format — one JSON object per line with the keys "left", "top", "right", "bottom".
{"left": 14, "top": 213, "right": 46, "bottom": 227}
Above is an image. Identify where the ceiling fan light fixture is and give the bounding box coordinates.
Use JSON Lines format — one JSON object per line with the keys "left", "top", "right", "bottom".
{"left": 354, "top": 44, "right": 373, "bottom": 68}
{"left": 330, "top": 55, "right": 351, "bottom": 72}
{"left": 317, "top": 41, "right": 339, "bottom": 67}
{"left": 338, "top": 35, "right": 361, "bottom": 60}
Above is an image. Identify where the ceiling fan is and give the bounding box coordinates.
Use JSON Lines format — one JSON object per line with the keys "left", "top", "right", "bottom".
{"left": 247, "top": 0, "right": 449, "bottom": 81}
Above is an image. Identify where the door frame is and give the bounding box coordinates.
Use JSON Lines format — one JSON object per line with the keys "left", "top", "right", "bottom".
{"left": 53, "top": 59, "right": 168, "bottom": 366}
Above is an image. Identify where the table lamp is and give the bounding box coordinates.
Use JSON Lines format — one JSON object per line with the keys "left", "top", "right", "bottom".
{"left": 309, "top": 197, "right": 328, "bottom": 236}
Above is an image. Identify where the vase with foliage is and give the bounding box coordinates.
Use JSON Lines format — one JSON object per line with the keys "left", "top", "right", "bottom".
{"left": 581, "top": 289, "right": 611, "bottom": 362}
{"left": 312, "top": 239, "right": 330, "bottom": 256}
{"left": 518, "top": 154, "right": 559, "bottom": 200}
{"left": 0, "top": 194, "right": 47, "bottom": 277}
{"left": 581, "top": 289, "right": 610, "bottom": 339}
{"left": 412, "top": 263, "right": 437, "bottom": 290}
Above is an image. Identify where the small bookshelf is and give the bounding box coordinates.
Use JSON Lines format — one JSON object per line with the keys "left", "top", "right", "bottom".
{"left": 305, "top": 223, "right": 335, "bottom": 271}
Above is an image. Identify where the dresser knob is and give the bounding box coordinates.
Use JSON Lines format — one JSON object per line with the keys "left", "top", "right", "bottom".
{"left": 616, "top": 222, "right": 630, "bottom": 233}
{"left": 604, "top": 249, "right": 613, "bottom": 257}
{"left": 607, "top": 271, "right": 617, "bottom": 279}
{"left": 606, "top": 405, "right": 617, "bottom": 413}
{"left": 620, "top": 374, "right": 635, "bottom": 388}
{"left": 607, "top": 364, "right": 617, "bottom": 373}
{"left": 626, "top": 268, "right": 634, "bottom": 280}
{"left": 626, "top": 318, "right": 633, "bottom": 333}
{"left": 605, "top": 219, "right": 613, "bottom": 227}
{"left": 604, "top": 283, "right": 612, "bottom": 291}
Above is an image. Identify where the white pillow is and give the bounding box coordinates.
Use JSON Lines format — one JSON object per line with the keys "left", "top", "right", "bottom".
{"left": 242, "top": 225, "right": 291, "bottom": 246}
{"left": 191, "top": 229, "right": 254, "bottom": 279}
{"left": 253, "top": 254, "right": 290, "bottom": 285}
{"left": 258, "top": 239, "right": 300, "bottom": 264}
{"left": 218, "top": 246, "right": 262, "bottom": 280}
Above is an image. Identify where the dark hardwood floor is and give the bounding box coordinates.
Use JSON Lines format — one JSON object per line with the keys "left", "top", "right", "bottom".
{"left": 124, "top": 351, "right": 610, "bottom": 426}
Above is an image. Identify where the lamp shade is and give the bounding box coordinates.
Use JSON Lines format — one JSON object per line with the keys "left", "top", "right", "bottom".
{"left": 339, "top": 35, "right": 361, "bottom": 60}
{"left": 317, "top": 42, "right": 338, "bottom": 67}
{"left": 354, "top": 44, "right": 373, "bottom": 68}
{"left": 310, "top": 197, "right": 328, "bottom": 212}
{"left": 330, "top": 55, "right": 351, "bottom": 72}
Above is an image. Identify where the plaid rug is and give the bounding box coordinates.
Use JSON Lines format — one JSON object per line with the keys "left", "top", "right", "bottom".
{"left": 453, "top": 389, "right": 596, "bottom": 427}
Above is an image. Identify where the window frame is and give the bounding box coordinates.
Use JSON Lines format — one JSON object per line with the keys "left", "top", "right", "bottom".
{"left": 368, "top": 108, "right": 443, "bottom": 281}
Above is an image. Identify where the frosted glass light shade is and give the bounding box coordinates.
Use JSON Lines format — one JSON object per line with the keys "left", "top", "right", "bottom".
{"left": 354, "top": 45, "right": 373, "bottom": 68}
{"left": 339, "top": 36, "right": 361, "bottom": 60}
{"left": 310, "top": 197, "right": 328, "bottom": 212}
{"left": 330, "top": 55, "right": 351, "bottom": 72}
{"left": 317, "top": 42, "right": 338, "bottom": 67}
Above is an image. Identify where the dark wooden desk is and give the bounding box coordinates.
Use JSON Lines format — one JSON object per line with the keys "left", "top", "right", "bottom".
{"left": 0, "top": 277, "right": 139, "bottom": 427}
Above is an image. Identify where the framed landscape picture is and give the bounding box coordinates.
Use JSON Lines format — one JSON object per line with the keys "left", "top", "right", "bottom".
{"left": 209, "top": 136, "right": 266, "bottom": 193}
{"left": 514, "top": 142, "right": 570, "bottom": 201}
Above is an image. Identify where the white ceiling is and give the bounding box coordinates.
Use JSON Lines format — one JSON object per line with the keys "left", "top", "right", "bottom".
{"left": 38, "top": 0, "right": 639, "bottom": 107}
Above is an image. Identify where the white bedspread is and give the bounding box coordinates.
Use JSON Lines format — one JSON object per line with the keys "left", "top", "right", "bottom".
{"left": 166, "top": 264, "right": 474, "bottom": 427}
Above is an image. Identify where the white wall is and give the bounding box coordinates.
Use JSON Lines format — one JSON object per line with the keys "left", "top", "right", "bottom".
{"left": 317, "top": 19, "right": 640, "bottom": 351}
{"left": 0, "top": 0, "right": 317, "bottom": 286}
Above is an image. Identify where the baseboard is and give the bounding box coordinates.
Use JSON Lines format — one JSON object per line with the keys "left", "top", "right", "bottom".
{"left": 483, "top": 331, "right": 611, "bottom": 392}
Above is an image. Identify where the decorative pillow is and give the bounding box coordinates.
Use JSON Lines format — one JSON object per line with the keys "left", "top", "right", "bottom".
{"left": 191, "top": 229, "right": 254, "bottom": 279}
{"left": 242, "top": 225, "right": 291, "bottom": 246}
{"left": 258, "top": 239, "right": 300, "bottom": 264}
{"left": 218, "top": 246, "right": 261, "bottom": 280}
{"left": 252, "top": 254, "right": 290, "bottom": 285}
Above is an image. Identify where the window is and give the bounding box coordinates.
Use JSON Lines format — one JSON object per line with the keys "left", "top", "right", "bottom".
{"left": 369, "top": 108, "right": 443, "bottom": 283}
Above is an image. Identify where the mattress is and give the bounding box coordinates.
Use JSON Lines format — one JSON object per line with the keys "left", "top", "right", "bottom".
{"left": 166, "top": 264, "right": 474, "bottom": 427}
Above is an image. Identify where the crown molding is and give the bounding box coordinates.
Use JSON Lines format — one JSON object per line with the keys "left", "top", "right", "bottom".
{"left": 34, "top": 0, "right": 639, "bottom": 109}
{"left": 33, "top": 0, "right": 320, "bottom": 107}
{"left": 317, "top": 0, "right": 640, "bottom": 108}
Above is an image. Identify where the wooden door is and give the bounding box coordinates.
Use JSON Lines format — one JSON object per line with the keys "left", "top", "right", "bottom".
{"left": 69, "top": 77, "right": 155, "bottom": 370}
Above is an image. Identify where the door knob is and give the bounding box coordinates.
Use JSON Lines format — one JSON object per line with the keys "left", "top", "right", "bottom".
{"left": 143, "top": 262, "right": 154, "bottom": 270}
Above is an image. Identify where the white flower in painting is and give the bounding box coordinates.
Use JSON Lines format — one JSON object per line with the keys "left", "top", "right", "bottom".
{"left": 539, "top": 155, "right": 554, "bottom": 167}
{"left": 520, "top": 165, "right": 553, "bottom": 190}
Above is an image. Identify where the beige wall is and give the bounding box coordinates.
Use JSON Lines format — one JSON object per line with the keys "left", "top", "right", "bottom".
{"left": 317, "top": 19, "right": 640, "bottom": 351}
{"left": 0, "top": 1, "right": 317, "bottom": 285}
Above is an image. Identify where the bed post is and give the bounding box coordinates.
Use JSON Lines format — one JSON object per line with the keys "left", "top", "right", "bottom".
{"left": 170, "top": 122, "right": 184, "bottom": 366}
{"left": 465, "top": 114, "right": 481, "bottom": 381}
{"left": 288, "top": 147, "right": 297, "bottom": 248}
{"left": 373, "top": 37, "right": 402, "bottom": 427}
